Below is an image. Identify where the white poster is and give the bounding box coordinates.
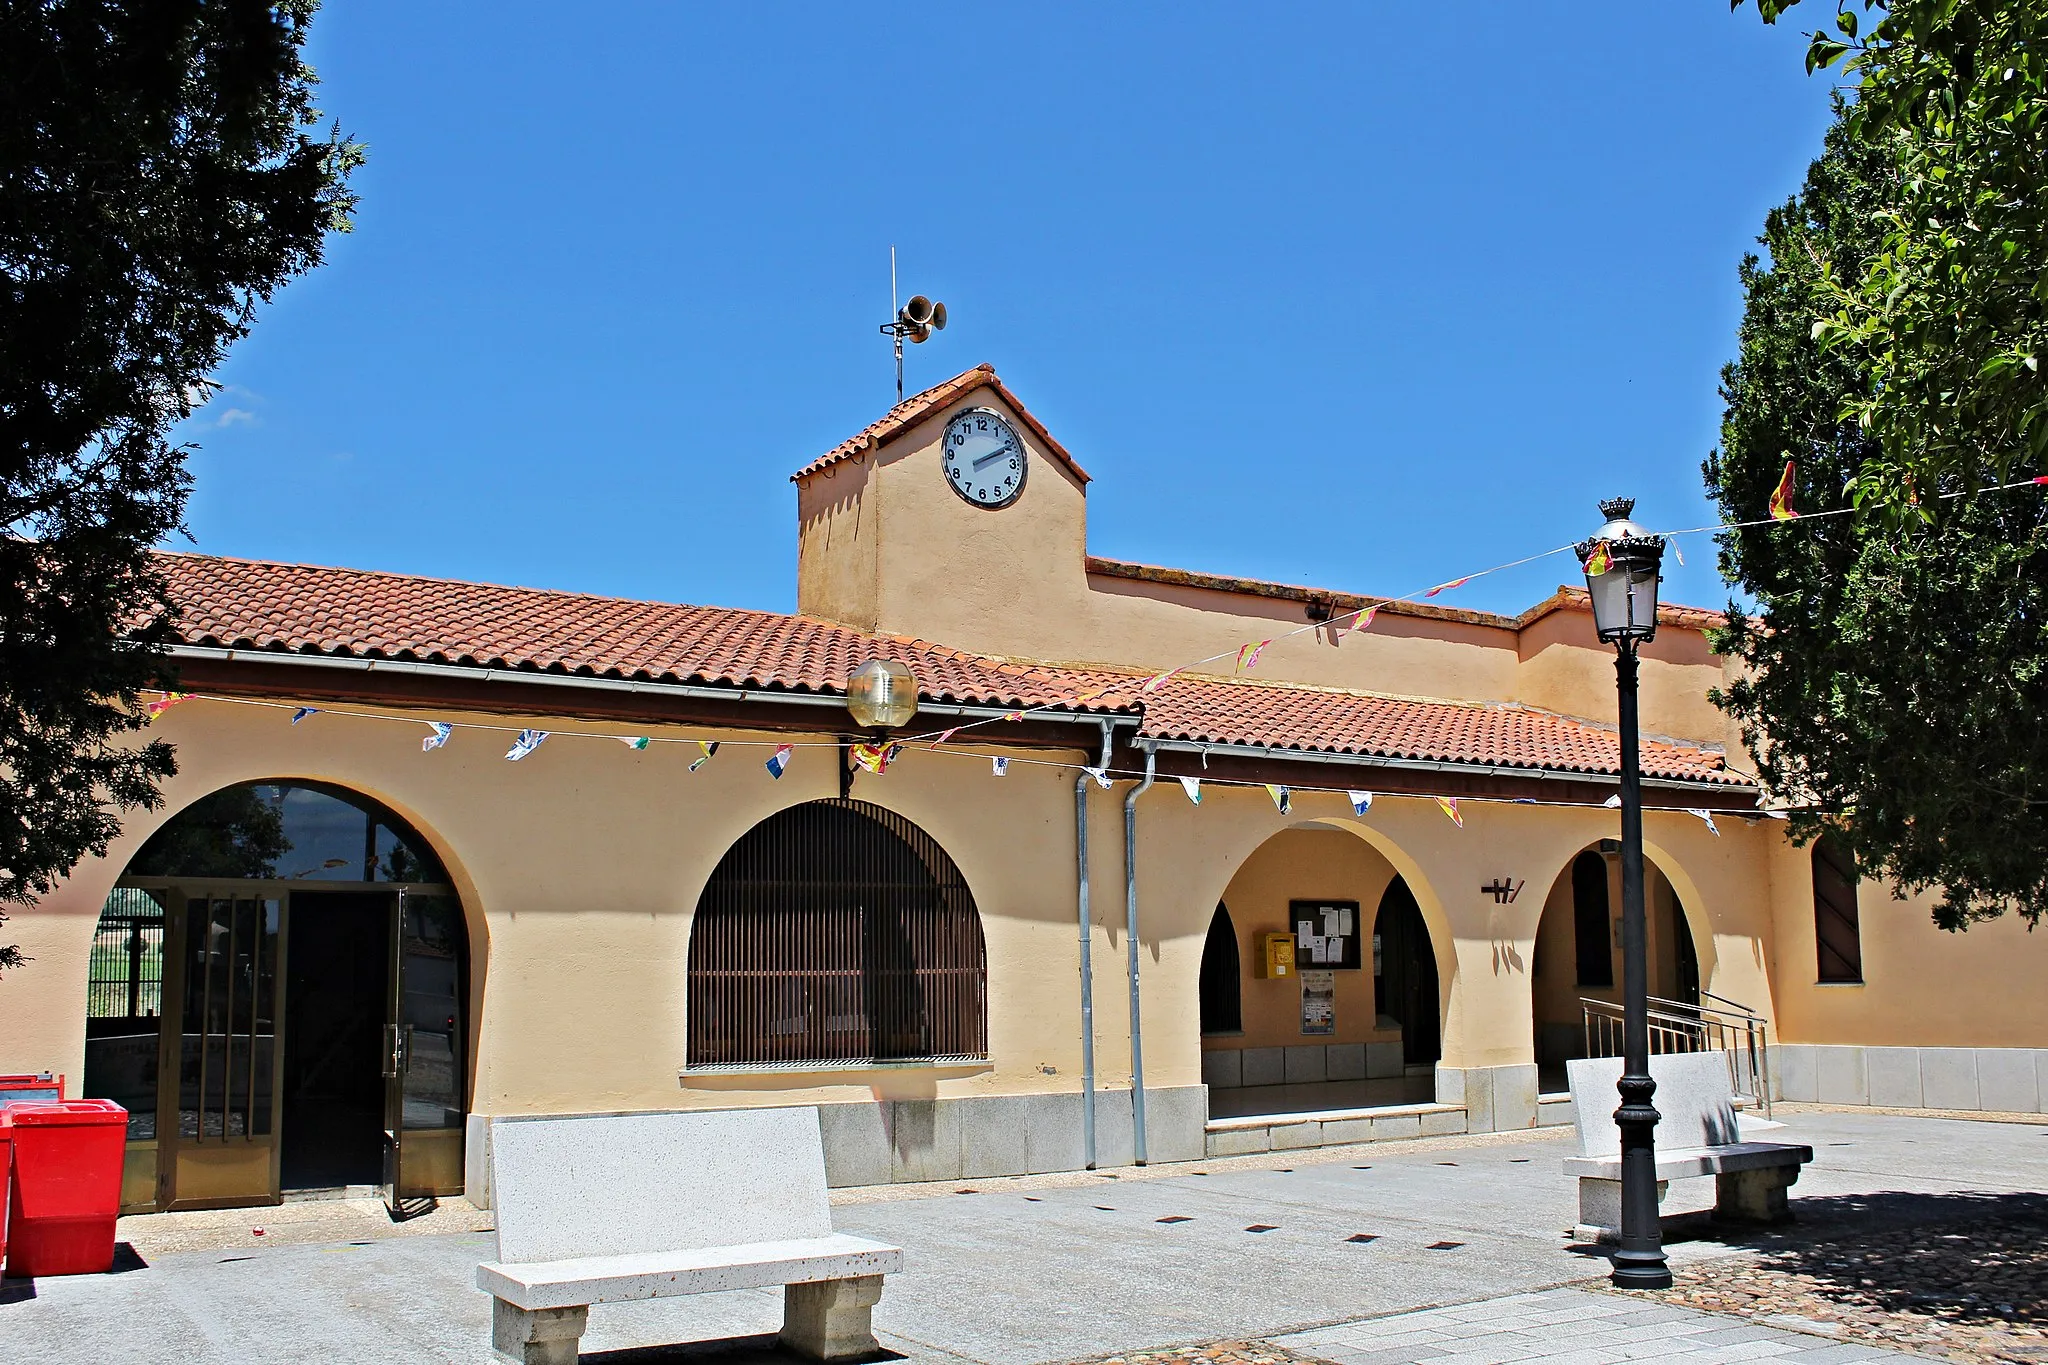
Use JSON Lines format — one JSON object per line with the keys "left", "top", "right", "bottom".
{"left": 1300, "top": 970, "right": 1336, "bottom": 1035}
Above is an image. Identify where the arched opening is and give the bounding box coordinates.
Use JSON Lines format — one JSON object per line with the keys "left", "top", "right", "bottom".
{"left": 1373, "top": 876, "right": 1441, "bottom": 1068}
{"left": 1531, "top": 841, "right": 1701, "bottom": 1093}
{"left": 1198, "top": 904, "right": 1242, "bottom": 1036}
{"left": 686, "top": 799, "right": 987, "bottom": 1068}
{"left": 1198, "top": 826, "right": 1441, "bottom": 1120}
{"left": 83, "top": 781, "right": 469, "bottom": 1214}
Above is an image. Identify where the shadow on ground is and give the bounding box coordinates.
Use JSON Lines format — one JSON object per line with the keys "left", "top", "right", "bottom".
{"left": 582, "top": 1338, "right": 905, "bottom": 1364}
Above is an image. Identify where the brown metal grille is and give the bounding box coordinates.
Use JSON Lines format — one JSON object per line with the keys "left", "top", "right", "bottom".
{"left": 687, "top": 799, "right": 987, "bottom": 1068}
{"left": 1812, "top": 834, "right": 1863, "bottom": 983}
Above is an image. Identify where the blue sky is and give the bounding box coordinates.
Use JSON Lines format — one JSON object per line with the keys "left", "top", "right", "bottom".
{"left": 177, "top": 4, "right": 1838, "bottom": 619}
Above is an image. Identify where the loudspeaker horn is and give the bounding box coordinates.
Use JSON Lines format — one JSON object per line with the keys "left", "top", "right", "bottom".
{"left": 901, "top": 295, "right": 937, "bottom": 327}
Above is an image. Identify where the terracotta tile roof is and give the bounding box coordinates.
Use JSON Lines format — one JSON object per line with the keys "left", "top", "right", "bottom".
{"left": 156, "top": 551, "right": 1743, "bottom": 787}
{"left": 791, "top": 363, "right": 1090, "bottom": 485}
{"left": 1137, "top": 676, "right": 1740, "bottom": 786}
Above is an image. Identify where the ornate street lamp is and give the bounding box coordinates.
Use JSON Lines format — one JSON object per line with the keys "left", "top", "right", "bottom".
{"left": 1576, "top": 497, "right": 1672, "bottom": 1290}
{"left": 843, "top": 659, "right": 918, "bottom": 796}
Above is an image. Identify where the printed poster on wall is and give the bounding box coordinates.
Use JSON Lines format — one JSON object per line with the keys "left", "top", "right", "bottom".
{"left": 1300, "top": 969, "right": 1336, "bottom": 1036}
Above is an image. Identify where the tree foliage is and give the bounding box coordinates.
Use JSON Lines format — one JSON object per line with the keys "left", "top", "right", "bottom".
{"left": 0, "top": 1, "right": 360, "bottom": 967}
{"left": 1707, "top": 109, "right": 2048, "bottom": 929}
{"left": 1738, "top": 0, "right": 2048, "bottom": 509}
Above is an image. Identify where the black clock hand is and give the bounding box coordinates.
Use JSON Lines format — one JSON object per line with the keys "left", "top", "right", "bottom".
{"left": 971, "top": 445, "right": 1013, "bottom": 470}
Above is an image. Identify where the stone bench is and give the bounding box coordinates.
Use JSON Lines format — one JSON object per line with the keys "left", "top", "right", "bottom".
{"left": 1564, "top": 1051, "right": 1811, "bottom": 1243}
{"left": 476, "top": 1107, "right": 903, "bottom": 1363}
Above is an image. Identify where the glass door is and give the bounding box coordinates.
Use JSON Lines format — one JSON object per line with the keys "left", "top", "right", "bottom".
{"left": 164, "top": 891, "right": 284, "bottom": 1210}
{"left": 383, "top": 889, "right": 467, "bottom": 1214}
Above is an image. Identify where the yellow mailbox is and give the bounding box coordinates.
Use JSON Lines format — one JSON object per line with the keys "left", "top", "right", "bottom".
{"left": 1257, "top": 931, "right": 1296, "bottom": 979}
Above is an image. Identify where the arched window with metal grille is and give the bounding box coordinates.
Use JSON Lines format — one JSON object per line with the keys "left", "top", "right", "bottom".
{"left": 686, "top": 799, "right": 988, "bottom": 1069}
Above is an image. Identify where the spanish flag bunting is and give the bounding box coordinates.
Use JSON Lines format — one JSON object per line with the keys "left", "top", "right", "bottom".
{"left": 1236, "top": 640, "right": 1271, "bottom": 673}
{"left": 1346, "top": 605, "right": 1377, "bottom": 638}
{"left": 1178, "top": 775, "right": 1202, "bottom": 805}
{"left": 1142, "top": 667, "right": 1183, "bottom": 693}
{"left": 1582, "top": 541, "right": 1612, "bottom": 577}
{"left": 689, "top": 740, "right": 720, "bottom": 771}
{"left": 2033, "top": 475, "right": 2048, "bottom": 485}
{"left": 851, "top": 741, "right": 903, "bottom": 774}
{"left": 145, "top": 692, "right": 190, "bottom": 719}
{"left": 1266, "top": 783, "right": 1291, "bottom": 815}
{"left": 1768, "top": 460, "right": 1799, "bottom": 520}
{"left": 928, "top": 727, "right": 961, "bottom": 748}
{"left": 1423, "top": 576, "right": 1472, "bottom": 599}
{"left": 1003, "top": 710, "right": 1025, "bottom": 722}
{"left": 764, "top": 744, "right": 793, "bottom": 779}
{"left": 1435, "top": 796, "right": 1463, "bottom": 827}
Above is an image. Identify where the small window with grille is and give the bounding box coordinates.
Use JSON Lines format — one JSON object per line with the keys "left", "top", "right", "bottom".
{"left": 1812, "top": 834, "right": 1863, "bottom": 983}
{"left": 686, "top": 799, "right": 987, "bottom": 1069}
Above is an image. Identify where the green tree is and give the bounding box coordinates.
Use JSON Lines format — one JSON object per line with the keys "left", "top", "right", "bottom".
{"left": 1737, "top": 0, "right": 2048, "bottom": 509}
{"left": 0, "top": 1, "right": 361, "bottom": 968}
{"left": 1707, "top": 109, "right": 2048, "bottom": 928}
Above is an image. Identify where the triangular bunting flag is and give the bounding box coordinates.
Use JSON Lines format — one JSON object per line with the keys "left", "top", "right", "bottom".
{"left": 765, "top": 744, "right": 793, "bottom": 779}
{"left": 1582, "top": 542, "right": 1612, "bottom": 577}
{"left": 1436, "top": 796, "right": 1463, "bottom": 827}
{"left": 929, "top": 727, "right": 961, "bottom": 747}
{"left": 851, "top": 741, "right": 903, "bottom": 774}
{"left": 1347, "top": 605, "right": 1378, "bottom": 638}
{"left": 1084, "top": 766, "right": 1112, "bottom": 789}
{"left": 689, "top": 740, "right": 720, "bottom": 771}
{"left": 618, "top": 736, "right": 650, "bottom": 750}
{"left": 1688, "top": 809, "right": 1720, "bottom": 836}
{"left": 1236, "top": 640, "right": 1271, "bottom": 673}
{"left": 1769, "top": 459, "right": 1799, "bottom": 520}
{"left": 1178, "top": 775, "right": 1202, "bottom": 805}
{"left": 1266, "top": 784, "right": 1291, "bottom": 815}
{"left": 1423, "top": 576, "right": 1472, "bottom": 599}
{"left": 291, "top": 707, "right": 318, "bottom": 725}
{"left": 992, "top": 756, "right": 1009, "bottom": 777}
{"left": 505, "top": 729, "right": 549, "bottom": 761}
{"left": 1003, "top": 710, "right": 1025, "bottom": 722}
{"left": 1142, "top": 668, "right": 1183, "bottom": 693}
{"left": 145, "top": 692, "right": 190, "bottom": 719}
{"left": 1347, "top": 790, "right": 1373, "bottom": 816}
{"left": 1602, "top": 794, "right": 1622, "bottom": 809}
{"left": 422, "top": 722, "right": 453, "bottom": 751}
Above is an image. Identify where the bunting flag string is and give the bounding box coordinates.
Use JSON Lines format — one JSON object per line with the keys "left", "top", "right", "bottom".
{"left": 690, "top": 740, "right": 720, "bottom": 771}
{"left": 1347, "top": 790, "right": 1373, "bottom": 816}
{"left": 1266, "top": 783, "right": 1291, "bottom": 815}
{"left": 1178, "top": 775, "right": 1202, "bottom": 805}
{"left": 505, "top": 729, "right": 548, "bottom": 761}
{"left": 291, "top": 707, "right": 318, "bottom": 725}
{"left": 422, "top": 722, "right": 453, "bottom": 751}
{"left": 992, "top": 756, "right": 1009, "bottom": 777}
{"left": 1436, "top": 796, "right": 1463, "bottom": 827}
{"left": 1768, "top": 459, "right": 1800, "bottom": 521}
{"left": 765, "top": 744, "right": 793, "bottom": 779}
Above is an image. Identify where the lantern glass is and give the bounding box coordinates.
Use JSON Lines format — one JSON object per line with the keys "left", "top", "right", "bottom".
{"left": 846, "top": 658, "right": 918, "bottom": 729}
{"left": 1580, "top": 499, "right": 1665, "bottom": 644}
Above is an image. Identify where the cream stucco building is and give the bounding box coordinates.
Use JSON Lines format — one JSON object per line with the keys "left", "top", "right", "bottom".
{"left": 10, "top": 363, "right": 2045, "bottom": 1216}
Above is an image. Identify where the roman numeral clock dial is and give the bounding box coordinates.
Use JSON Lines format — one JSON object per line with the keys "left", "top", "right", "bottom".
{"left": 941, "top": 407, "right": 1026, "bottom": 509}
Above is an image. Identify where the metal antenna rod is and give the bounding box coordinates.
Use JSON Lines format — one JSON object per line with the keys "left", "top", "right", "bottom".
{"left": 891, "top": 245, "right": 903, "bottom": 404}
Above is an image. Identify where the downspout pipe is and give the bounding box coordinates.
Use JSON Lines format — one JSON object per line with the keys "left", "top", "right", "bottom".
{"left": 1075, "top": 719, "right": 1115, "bottom": 1169}
{"left": 1123, "top": 742, "right": 1157, "bottom": 1164}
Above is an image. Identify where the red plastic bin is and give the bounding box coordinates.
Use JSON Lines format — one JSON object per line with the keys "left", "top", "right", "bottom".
{"left": 3, "top": 1099, "right": 127, "bottom": 1277}
{"left": 0, "top": 1114, "right": 12, "bottom": 1270}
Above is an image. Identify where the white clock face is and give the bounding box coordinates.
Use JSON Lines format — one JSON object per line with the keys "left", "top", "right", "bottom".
{"left": 941, "top": 408, "right": 1026, "bottom": 508}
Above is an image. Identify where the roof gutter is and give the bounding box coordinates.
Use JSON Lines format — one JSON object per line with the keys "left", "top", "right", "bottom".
{"left": 165, "top": 645, "right": 1121, "bottom": 726}
{"left": 1142, "top": 737, "right": 1751, "bottom": 795}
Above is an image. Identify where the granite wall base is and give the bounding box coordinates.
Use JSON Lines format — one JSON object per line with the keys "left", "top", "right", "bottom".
{"left": 1772, "top": 1044, "right": 2045, "bottom": 1114}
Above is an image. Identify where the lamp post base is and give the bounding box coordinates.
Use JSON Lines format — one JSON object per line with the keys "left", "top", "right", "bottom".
{"left": 1609, "top": 1250, "right": 1674, "bottom": 1290}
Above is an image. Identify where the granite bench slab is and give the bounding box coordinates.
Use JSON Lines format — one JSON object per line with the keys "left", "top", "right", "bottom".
{"left": 478, "top": 1232, "right": 903, "bottom": 1310}
{"left": 1564, "top": 1139, "right": 1815, "bottom": 1183}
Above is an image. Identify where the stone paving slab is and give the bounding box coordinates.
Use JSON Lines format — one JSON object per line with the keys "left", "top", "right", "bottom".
{"left": 1271, "top": 1289, "right": 1915, "bottom": 1363}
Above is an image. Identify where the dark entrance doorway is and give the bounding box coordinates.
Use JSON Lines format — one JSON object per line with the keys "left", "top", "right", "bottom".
{"left": 1373, "top": 877, "right": 1440, "bottom": 1067}
{"left": 282, "top": 892, "right": 392, "bottom": 1191}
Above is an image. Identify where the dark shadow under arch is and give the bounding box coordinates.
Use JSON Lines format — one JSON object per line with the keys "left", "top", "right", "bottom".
{"left": 1198, "top": 903, "right": 1241, "bottom": 1035}
{"left": 1374, "top": 876, "right": 1440, "bottom": 1067}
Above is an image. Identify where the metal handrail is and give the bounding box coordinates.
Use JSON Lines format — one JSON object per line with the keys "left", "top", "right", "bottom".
{"left": 1581, "top": 993, "right": 1772, "bottom": 1117}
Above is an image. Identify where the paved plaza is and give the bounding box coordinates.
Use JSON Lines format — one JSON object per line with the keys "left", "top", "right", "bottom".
{"left": 4, "top": 1108, "right": 2042, "bottom": 1363}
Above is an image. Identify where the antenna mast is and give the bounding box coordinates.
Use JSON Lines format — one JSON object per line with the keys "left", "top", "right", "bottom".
{"left": 879, "top": 248, "right": 946, "bottom": 405}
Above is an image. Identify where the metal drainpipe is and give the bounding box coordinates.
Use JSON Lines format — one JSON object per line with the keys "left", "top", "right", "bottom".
{"left": 1123, "top": 742, "right": 1157, "bottom": 1164}
{"left": 1075, "top": 720, "right": 1115, "bottom": 1169}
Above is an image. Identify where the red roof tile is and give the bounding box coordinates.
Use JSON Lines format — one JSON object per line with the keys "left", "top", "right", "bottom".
{"left": 791, "top": 363, "right": 1090, "bottom": 485}
{"left": 156, "top": 551, "right": 1742, "bottom": 787}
